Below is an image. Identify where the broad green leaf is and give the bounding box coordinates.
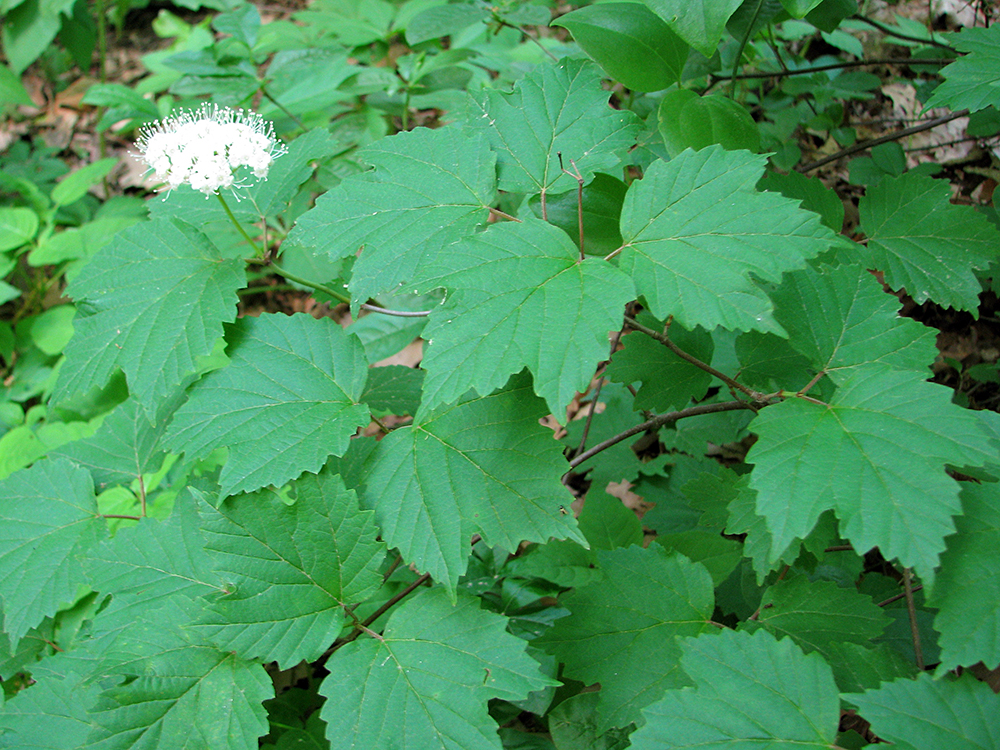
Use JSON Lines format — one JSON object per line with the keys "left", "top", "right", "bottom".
{"left": 924, "top": 23, "right": 1000, "bottom": 113}
{"left": 605, "top": 315, "right": 713, "bottom": 412}
{"left": 319, "top": 588, "right": 555, "bottom": 750}
{"left": 248, "top": 126, "right": 340, "bottom": 218}
{"left": 630, "top": 629, "right": 840, "bottom": 750}
{"left": 780, "top": 0, "right": 824, "bottom": 17}
{"left": 468, "top": 58, "right": 640, "bottom": 197}
{"left": 758, "top": 169, "right": 844, "bottom": 232}
{"left": 51, "top": 391, "right": 184, "bottom": 493}
{"left": 360, "top": 373, "right": 581, "bottom": 589}
{"left": 288, "top": 126, "right": 496, "bottom": 305}
{"left": 0, "top": 206, "right": 38, "bottom": 251}
{"left": 845, "top": 673, "right": 1000, "bottom": 750}
{"left": 822, "top": 641, "right": 918, "bottom": 693}
{"left": 415, "top": 219, "right": 635, "bottom": 416}
{"left": 577, "top": 491, "right": 643, "bottom": 552}
{"left": 547, "top": 692, "right": 633, "bottom": 750}
{"left": 769, "top": 262, "right": 937, "bottom": 385}
{"left": 164, "top": 313, "right": 370, "bottom": 497}
{"left": 54, "top": 217, "right": 246, "bottom": 421}
{"left": 51, "top": 159, "right": 118, "bottom": 208}
{"left": 929, "top": 482, "right": 1000, "bottom": 671}
{"left": 405, "top": 4, "right": 487, "bottom": 44}
{"left": 0, "top": 63, "right": 33, "bottom": 106}
{"left": 0, "top": 656, "right": 101, "bottom": 749}
{"left": 360, "top": 365, "right": 424, "bottom": 416}
{"left": 552, "top": 4, "right": 688, "bottom": 93}
{"left": 858, "top": 171, "right": 1000, "bottom": 312}
{"left": 196, "top": 472, "right": 385, "bottom": 669}
{"left": 527, "top": 172, "right": 627, "bottom": 257}
{"left": 658, "top": 90, "right": 760, "bottom": 156}
{"left": 654, "top": 531, "right": 741, "bottom": 586}
{"left": 742, "top": 577, "right": 889, "bottom": 662}
{"left": 86, "top": 645, "right": 272, "bottom": 750}
{"left": 0, "top": 458, "right": 106, "bottom": 643}
{"left": 617, "top": 147, "right": 835, "bottom": 333}
{"left": 639, "top": 0, "right": 742, "bottom": 57}
{"left": 537, "top": 545, "right": 716, "bottom": 731}
{"left": 747, "top": 366, "right": 996, "bottom": 583}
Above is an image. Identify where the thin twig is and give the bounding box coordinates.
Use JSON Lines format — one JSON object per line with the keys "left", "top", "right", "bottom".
{"left": 850, "top": 14, "right": 955, "bottom": 50}
{"left": 489, "top": 207, "right": 521, "bottom": 223}
{"left": 569, "top": 401, "right": 753, "bottom": 469}
{"left": 712, "top": 57, "right": 949, "bottom": 83}
{"left": 574, "top": 323, "right": 628, "bottom": 458}
{"left": 623, "top": 315, "right": 763, "bottom": 402}
{"left": 102, "top": 514, "right": 142, "bottom": 520}
{"left": 797, "top": 109, "right": 970, "bottom": 173}
{"left": 497, "top": 18, "right": 558, "bottom": 61}
{"left": 903, "top": 568, "right": 925, "bottom": 669}
{"left": 327, "top": 572, "right": 432, "bottom": 654}
{"left": 876, "top": 584, "right": 923, "bottom": 608}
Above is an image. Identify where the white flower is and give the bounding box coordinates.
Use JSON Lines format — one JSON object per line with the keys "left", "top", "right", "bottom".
{"left": 136, "top": 104, "right": 286, "bottom": 196}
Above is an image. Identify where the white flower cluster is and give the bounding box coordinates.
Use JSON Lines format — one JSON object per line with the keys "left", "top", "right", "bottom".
{"left": 137, "top": 104, "right": 286, "bottom": 196}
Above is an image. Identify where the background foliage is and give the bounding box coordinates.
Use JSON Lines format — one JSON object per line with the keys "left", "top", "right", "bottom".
{"left": 1, "top": 0, "right": 1000, "bottom": 747}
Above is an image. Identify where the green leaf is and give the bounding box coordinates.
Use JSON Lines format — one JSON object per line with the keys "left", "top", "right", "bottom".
{"left": 653, "top": 530, "right": 741, "bottom": 586}
{"left": 769, "top": 262, "right": 938, "bottom": 385}
{"left": 858, "top": 171, "right": 1000, "bottom": 312}
{"left": 360, "top": 373, "right": 581, "bottom": 590}
{"left": 164, "top": 313, "right": 371, "bottom": 497}
{"left": 288, "top": 125, "right": 495, "bottom": 305}
{"left": 630, "top": 629, "right": 840, "bottom": 750}
{"left": 780, "top": 0, "right": 824, "bottom": 17}
{"left": 195, "top": 471, "right": 385, "bottom": 669}
{"left": 360, "top": 365, "right": 424, "bottom": 416}
{"left": 537, "top": 545, "right": 716, "bottom": 731}
{"left": 758, "top": 169, "right": 844, "bottom": 233}
{"left": 578, "top": 491, "right": 643, "bottom": 551}
{"left": 552, "top": 4, "right": 688, "bottom": 93}
{"left": 51, "top": 159, "right": 118, "bottom": 208}
{"left": 924, "top": 23, "right": 1000, "bottom": 113}
{"left": 0, "top": 656, "right": 101, "bottom": 749}
{"left": 1, "top": 0, "right": 74, "bottom": 73}
{"left": 51, "top": 392, "right": 184, "bottom": 492}
{"left": 845, "top": 673, "right": 1000, "bottom": 750}
{"left": 319, "top": 588, "right": 555, "bottom": 750}
{"left": 0, "top": 458, "right": 106, "bottom": 643}
{"left": 747, "top": 366, "right": 996, "bottom": 582}
{"left": 405, "top": 4, "right": 487, "bottom": 44}
{"left": 86, "top": 646, "right": 272, "bottom": 750}
{"left": 54, "top": 217, "right": 246, "bottom": 421}
{"left": 0, "top": 63, "right": 33, "bottom": 106}
{"left": 617, "top": 147, "right": 835, "bottom": 333}
{"left": 658, "top": 90, "right": 761, "bottom": 157}
{"left": 527, "top": 172, "right": 627, "bottom": 257}
{"left": 606, "top": 314, "right": 713, "bottom": 412}
{"left": 639, "top": 0, "right": 742, "bottom": 57}
{"left": 929, "top": 482, "right": 1000, "bottom": 671}
{"left": 0, "top": 207, "right": 39, "bottom": 252}
{"left": 468, "top": 58, "right": 640, "bottom": 197}
{"left": 415, "top": 219, "right": 635, "bottom": 416}
{"left": 822, "top": 641, "right": 918, "bottom": 693}
{"left": 742, "top": 577, "right": 890, "bottom": 661}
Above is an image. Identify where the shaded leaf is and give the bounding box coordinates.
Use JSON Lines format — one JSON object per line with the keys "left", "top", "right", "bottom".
{"left": 537, "top": 545, "right": 716, "bottom": 731}
{"left": 924, "top": 24, "right": 1000, "bottom": 113}
{"left": 639, "top": 0, "right": 742, "bottom": 57}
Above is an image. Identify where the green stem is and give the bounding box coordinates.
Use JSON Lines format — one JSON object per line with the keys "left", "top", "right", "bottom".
{"left": 730, "top": 0, "right": 764, "bottom": 97}
{"left": 259, "top": 83, "right": 306, "bottom": 131}
{"left": 217, "top": 193, "right": 262, "bottom": 256}
{"left": 268, "top": 264, "right": 351, "bottom": 304}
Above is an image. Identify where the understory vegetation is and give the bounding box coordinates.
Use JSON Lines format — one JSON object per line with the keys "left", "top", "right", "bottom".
{"left": 0, "top": 0, "right": 999, "bottom": 747}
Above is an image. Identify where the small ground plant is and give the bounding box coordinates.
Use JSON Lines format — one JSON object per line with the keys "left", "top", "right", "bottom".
{"left": 1, "top": 0, "right": 999, "bottom": 747}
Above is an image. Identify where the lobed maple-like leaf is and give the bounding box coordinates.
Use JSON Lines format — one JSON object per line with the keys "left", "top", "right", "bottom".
{"left": 630, "top": 629, "right": 840, "bottom": 750}
{"left": 747, "top": 365, "right": 997, "bottom": 583}
{"left": 0, "top": 458, "right": 106, "bottom": 643}
{"left": 53, "top": 217, "right": 245, "bottom": 421}
{"left": 164, "top": 313, "right": 371, "bottom": 497}
{"left": 845, "top": 673, "right": 1000, "bottom": 750}
{"left": 617, "top": 147, "right": 836, "bottom": 333}
{"left": 86, "top": 644, "right": 272, "bottom": 750}
{"left": 319, "top": 588, "right": 556, "bottom": 750}
{"left": 924, "top": 23, "right": 1000, "bottom": 113}
{"left": 769, "top": 262, "right": 937, "bottom": 385}
{"left": 537, "top": 545, "right": 716, "bottom": 731}
{"left": 929, "top": 482, "right": 1000, "bottom": 671}
{"left": 742, "top": 577, "right": 890, "bottom": 663}
{"left": 467, "top": 58, "right": 639, "bottom": 197}
{"left": 360, "top": 373, "right": 581, "bottom": 589}
{"left": 857, "top": 171, "right": 1000, "bottom": 312}
{"left": 414, "top": 219, "right": 635, "bottom": 416}
{"left": 195, "top": 471, "right": 386, "bottom": 668}
{"left": 288, "top": 125, "right": 496, "bottom": 305}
